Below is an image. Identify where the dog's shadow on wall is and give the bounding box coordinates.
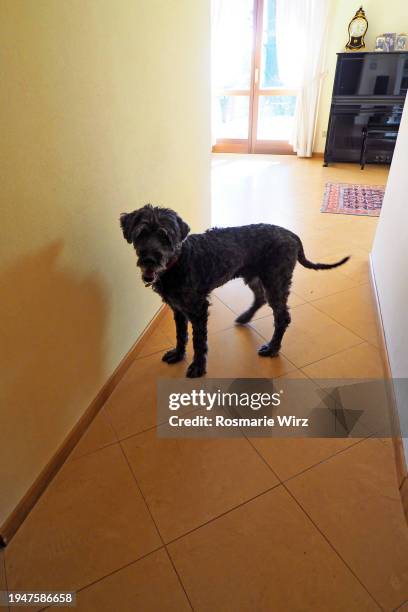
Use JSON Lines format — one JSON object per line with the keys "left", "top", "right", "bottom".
{"left": 0, "top": 241, "right": 107, "bottom": 524}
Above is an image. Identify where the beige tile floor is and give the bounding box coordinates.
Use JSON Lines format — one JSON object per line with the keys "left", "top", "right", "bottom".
{"left": 4, "top": 156, "right": 408, "bottom": 611}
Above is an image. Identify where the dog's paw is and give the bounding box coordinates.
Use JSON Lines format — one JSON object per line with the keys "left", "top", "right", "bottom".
{"left": 235, "top": 310, "right": 253, "bottom": 325}
{"left": 258, "top": 343, "right": 279, "bottom": 357}
{"left": 186, "top": 361, "right": 206, "bottom": 378}
{"left": 162, "top": 349, "right": 185, "bottom": 364}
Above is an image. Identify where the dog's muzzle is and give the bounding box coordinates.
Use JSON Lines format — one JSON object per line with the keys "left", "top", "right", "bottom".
{"left": 139, "top": 256, "right": 178, "bottom": 287}
{"left": 141, "top": 268, "right": 157, "bottom": 286}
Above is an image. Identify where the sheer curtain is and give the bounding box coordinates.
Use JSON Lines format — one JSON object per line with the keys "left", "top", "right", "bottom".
{"left": 276, "top": 0, "right": 331, "bottom": 157}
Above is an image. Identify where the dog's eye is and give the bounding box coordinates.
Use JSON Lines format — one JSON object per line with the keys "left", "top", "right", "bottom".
{"left": 157, "top": 229, "right": 170, "bottom": 244}
{"left": 134, "top": 225, "right": 149, "bottom": 241}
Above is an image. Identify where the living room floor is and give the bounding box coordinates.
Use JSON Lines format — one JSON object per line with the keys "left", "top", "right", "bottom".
{"left": 2, "top": 156, "right": 408, "bottom": 611}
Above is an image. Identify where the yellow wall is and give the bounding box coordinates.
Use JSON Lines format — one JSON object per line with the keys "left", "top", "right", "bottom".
{"left": 0, "top": 0, "right": 210, "bottom": 527}
{"left": 315, "top": 1, "right": 408, "bottom": 153}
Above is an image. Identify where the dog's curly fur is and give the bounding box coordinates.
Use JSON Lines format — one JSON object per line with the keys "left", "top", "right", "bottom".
{"left": 120, "top": 204, "right": 349, "bottom": 378}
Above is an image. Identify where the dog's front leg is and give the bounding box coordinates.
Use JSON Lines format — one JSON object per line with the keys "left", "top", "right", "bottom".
{"left": 186, "top": 304, "right": 208, "bottom": 378}
{"left": 162, "top": 309, "right": 188, "bottom": 364}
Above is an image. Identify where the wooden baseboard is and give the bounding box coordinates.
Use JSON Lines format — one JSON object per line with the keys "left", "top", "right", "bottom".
{"left": 0, "top": 305, "right": 169, "bottom": 547}
{"left": 402, "top": 478, "right": 408, "bottom": 524}
{"left": 369, "top": 256, "right": 408, "bottom": 522}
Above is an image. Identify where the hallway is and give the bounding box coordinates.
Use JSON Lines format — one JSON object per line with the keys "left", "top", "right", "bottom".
{"left": 2, "top": 157, "right": 408, "bottom": 611}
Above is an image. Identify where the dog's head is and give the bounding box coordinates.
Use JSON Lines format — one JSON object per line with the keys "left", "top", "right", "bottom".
{"left": 120, "top": 204, "right": 190, "bottom": 285}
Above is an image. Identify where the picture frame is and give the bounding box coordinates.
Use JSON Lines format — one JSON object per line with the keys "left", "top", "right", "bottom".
{"left": 375, "top": 36, "right": 388, "bottom": 52}
{"left": 396, "top": 34, "right": 408, "bottom": 51}
{"left": 383, "top": 32, "right": 397, "bottom": 52}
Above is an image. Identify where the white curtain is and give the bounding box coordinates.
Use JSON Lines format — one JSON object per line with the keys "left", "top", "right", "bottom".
{"left": 276, "top": 0, "right": 331, "bottom": 157}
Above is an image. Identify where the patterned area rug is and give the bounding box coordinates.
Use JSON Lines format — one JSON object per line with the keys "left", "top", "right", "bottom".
{"left": 321, "top": 182, "right": 385, "bottom": 216}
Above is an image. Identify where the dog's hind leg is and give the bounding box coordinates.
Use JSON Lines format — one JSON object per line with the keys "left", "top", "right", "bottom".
{"left": 258, "top": 272, "right": 292, "bottom": 357}
{"left": 235, "top": 278, "right": 266, "bottom": 324}
{"left": 162, "top": 309, "right": 188, "bottom": 363}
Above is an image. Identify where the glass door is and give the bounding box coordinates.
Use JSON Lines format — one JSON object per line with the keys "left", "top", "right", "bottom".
{"left": 212, "top": 0, "right": 297, "bottom": 154}
{"left": 212, "top": 0, "right": 255, "bottom": 152}
{"left": 251, "top": 0, "right": 296, "bottom": 153}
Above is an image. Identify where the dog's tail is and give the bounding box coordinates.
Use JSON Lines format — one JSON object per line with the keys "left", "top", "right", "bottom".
{"left": 297, "top": 238, "right": 350, "bottom": 270}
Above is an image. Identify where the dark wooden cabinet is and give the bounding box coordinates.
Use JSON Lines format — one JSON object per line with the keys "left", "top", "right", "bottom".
{"left": 324, "top": 52, "right": 408, "bottom": 166}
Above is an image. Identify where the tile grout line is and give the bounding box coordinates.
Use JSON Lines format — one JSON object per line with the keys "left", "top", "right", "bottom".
{"left": 308, "top": 308, "right": 373, "bottom": 347}
{"left": 297, "top": 357, "right": 383, "bottom": 395}
{"left": 295, "top": 338, "right": 376, "bottom": 373}
{"left": 116, "top": 442, "right": 195, "bottom": 611}
{"left": 68, "top": 439, "right": 122, "bottom": 463}
{"left": 133, "top": 343, "right": 174, "bottom": 362}
{"left": 295, "top": 340, "right": 368, "bottom": 371}
{"left": 282, "top": 436, "right": 378, "bottom": 484}
{"left": 162, "top": 547, "right": 195, "bottom": 612}
{"left": 241, "top": 436, "right": 283, "bottom": 485}
{"left": 244, "top": 429, "right": 374, "bottom": 485}
{"left": 163, "top": 482, "right": 282, "bottom": 547}
{"left": 292, "top": 281, "right": 360, "bottom": 305}
{"left": 308, "top": 282, "right": 381, "bottom": 346}
{"left": 282, "top": 482, "right": 385, "bottom": 611}
{"left": 107, "top": 404, "right": 199, "bottom": 447}
{"left": 102, "top": 385, "right": 194, "bottom": 445}
{"left": 310, "top": 310, "right": 373, "bottom": 348}
{"left": 213, "top": 288, "right": 308, "bottom": 316}
{"left": 37, "top": 545, "right": 165, "bottom": 612}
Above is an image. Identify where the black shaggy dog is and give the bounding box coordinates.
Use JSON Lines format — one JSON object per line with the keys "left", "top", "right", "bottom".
{"left": 120, "top": 205, "right": 349, "bottom": 378}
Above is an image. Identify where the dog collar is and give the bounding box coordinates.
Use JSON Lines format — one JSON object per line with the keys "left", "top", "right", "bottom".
{"left": 165, "top": 256, "right": 179, "bottom": 271}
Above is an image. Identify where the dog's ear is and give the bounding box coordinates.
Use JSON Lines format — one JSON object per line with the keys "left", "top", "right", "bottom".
{"left": 120, "top": 210, "right": 142, "bottom": 244}
{"left": 175, "top": 214, "right": 190, "bottom": 241}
